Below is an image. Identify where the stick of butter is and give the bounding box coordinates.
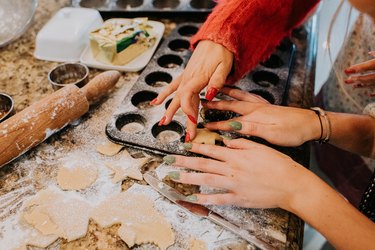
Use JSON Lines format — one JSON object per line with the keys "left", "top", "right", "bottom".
{"left": 89, "top": 18, "right": 156, "bottom": 65}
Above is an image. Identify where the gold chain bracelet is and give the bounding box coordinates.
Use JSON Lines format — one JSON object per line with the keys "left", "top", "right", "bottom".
{"left": 310, "top": 107, "right": 331, "bottom": 143}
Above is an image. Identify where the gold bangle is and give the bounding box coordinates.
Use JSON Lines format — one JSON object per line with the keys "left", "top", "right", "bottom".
{"left": 310, "top": 107, "right": 331, "bottom": 143}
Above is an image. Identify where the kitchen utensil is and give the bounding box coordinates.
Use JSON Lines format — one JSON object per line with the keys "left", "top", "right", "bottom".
{"left": 0, "top": 0, "right": 38, "bottom": 47}
{"left": 143, "top": 171, "right": 275, "bottom": 250}
{"left": 105, "top": 22, "right": 295, "bottom": 156}
{"left": 0, "top": 93, "right": 15, "bottom": 122}
{"left": 0, "top": 70, "right": 121, "bottom": 168}
{"left": 34, "top": 7, "right": 103, "bottom": 62}
{"left": 48, "top": 63, "right": 89, "bottom": 90}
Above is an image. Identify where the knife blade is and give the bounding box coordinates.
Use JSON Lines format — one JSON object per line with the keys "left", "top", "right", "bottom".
{"left": 143, "top": 172, "right": 275, "bottom": 250}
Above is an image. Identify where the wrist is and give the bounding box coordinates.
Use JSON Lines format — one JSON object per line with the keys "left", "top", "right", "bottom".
{"left": 282, "top": 169, "right": 328, "bottom": 216}
{"left": 304, "top": 109, "right": 322, "bottom": 142}
{"left": 279, "top": 165, "right": 320, "bottom": 213}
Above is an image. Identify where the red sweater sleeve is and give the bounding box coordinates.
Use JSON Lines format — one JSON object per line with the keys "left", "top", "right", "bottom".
{"left": 190, "top": 0, "right": 320, "bottom": 84}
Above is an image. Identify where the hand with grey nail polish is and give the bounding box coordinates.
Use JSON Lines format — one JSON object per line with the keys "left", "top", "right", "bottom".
{"left": 164, "top": 139, "right": 314, "bottom": 211}
{"left": 202, "top": 88, "right": 321, "bottom": 146}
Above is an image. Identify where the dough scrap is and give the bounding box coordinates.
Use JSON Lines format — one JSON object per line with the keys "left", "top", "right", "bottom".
{"left": 23, "top": 208, "right": 60, "bottom": 236}
{"left": 192, "top": 128, "right": 223, "bottom": 145}
{"left": 105, "top": 157, "right": 149, "bottom": 183}
{"left": 57, "top": 164, "right": 98, "bottom": 190}
{"left": 21, "top": 187, "right": 92, "bottom": 246}
{"left": 189, "top": 238, "right": 207, "bottom": 250}
{"left": 25, "top": 230, "right": 59, "bottom": 249}
{"left": 97, "top": 141, "right": 124, "bottom": 156}
{"left": 91, "top": 192, "right": 175, "bottom": 250}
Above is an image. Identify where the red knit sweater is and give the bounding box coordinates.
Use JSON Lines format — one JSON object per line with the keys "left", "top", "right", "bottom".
{"left": 191, "top": 0, "right": 320, "bottom": 84}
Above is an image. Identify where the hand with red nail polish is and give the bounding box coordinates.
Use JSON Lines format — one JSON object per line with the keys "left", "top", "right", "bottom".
{"left": 158, "top": 116, "right": 167, "bottom": 126}
{"left": 151, "top": 40, "right": 234, "bottom": 140}
{"left": 206, "top": 87, "right": 219, "bottom": 101}
{"left": 343, "top": 52, "right": 375, "bottom": 92}
{"left": 150, "top": 98, "right": 158, "bottom": 105}
{"left": 184, "top": 131, "right": 191, "bottom": 142}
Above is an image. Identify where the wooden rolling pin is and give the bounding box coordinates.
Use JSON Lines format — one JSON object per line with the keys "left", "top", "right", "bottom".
{"left": 0, "top": 70, "right": 121, "bottom": 168}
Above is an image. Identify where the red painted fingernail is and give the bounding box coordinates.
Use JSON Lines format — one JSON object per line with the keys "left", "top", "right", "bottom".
{"left": 344, "top": 68, "right": 356, "bottom": 75}
{"left": 187, "top": 115, "right": 197, "bottom": 124}
{"left": 158, "top": 116, "right": 167, "bottom": 126}
{"left": 185, "top": 132, "right": 190, "bottom": 142}
{"left": 345, "top": 79, "right": 354, "bottom": 84}
{"left": 150, "top": 98, "right": 158, "bottom": 105}
{"left": 205, "top": 87, "right": 219, "bottom": 101}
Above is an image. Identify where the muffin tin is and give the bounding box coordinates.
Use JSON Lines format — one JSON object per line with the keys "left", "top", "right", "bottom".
{"left": 106, "top": 23, "right": 295, "bottom": 156}
{"left": 71, "top": 0, "right": 216, "bottom": 15}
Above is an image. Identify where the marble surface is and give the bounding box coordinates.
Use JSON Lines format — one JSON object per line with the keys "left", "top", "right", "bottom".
{"left": 0, "top": 0, "right": 316, "bottom": 249}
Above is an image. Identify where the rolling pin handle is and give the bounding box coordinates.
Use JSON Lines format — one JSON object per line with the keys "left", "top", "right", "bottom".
{"left": 81, "top": 70, "right": 121, "bottom": 103}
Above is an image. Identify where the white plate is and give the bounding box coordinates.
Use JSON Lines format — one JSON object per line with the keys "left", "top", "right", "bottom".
{"left": 80, "top": 20, "right": 165, "bottom": 72}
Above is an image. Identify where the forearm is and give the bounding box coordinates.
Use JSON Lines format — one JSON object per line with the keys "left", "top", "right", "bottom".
{"left": 327, "top": 112, "right": 375, "bottom": 158}
{"left": 190, "top": 0, "right": 320, "bottom": 83}
{"left": 287, "top": 171, "right": 375, "bottom": 249}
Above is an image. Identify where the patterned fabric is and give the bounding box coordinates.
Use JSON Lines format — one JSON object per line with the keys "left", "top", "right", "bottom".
{"left": 359, "top": 170, "right": 375, "bottom": 222}
{"left": 318, "top": 14, "right": 375, "bottom": 217}
{"left": 363, "top": 102, "right": 375, "bottom": 118}
{"left": 323, "top": 14, "right": 375, "bottom": 115}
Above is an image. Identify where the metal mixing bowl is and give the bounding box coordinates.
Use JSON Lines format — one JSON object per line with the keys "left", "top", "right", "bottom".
{"left": 0, "top": 0, "right": 39, "bottom": 47}
{"left": 0, "top": 93, "right": 15, "bottom": 123}
{"left": 48, "top": 63, "right": 90, "bottom": 90}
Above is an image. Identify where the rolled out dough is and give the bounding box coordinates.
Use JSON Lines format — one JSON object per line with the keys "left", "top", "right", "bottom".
{"left": 91, "top": 192, "right": 175, "bottom": 250}
{"left": 96, "top": 141, "right": 124, "bottom": 156}
{"left": 192, "top": 128, "right": 223, "bottom": 145}
{"left": 57, "top": 164, "right": 98, "bottom": 190}
{"left": 189, "top": 238, "right": 207, "bottom": 250}
{"left": 21, "top": 187, "right": 92, "bottom": 246}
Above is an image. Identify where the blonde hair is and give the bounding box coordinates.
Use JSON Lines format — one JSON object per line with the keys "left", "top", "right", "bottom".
{"left": 326, "top": 0, "right": 363, "bottom": 111}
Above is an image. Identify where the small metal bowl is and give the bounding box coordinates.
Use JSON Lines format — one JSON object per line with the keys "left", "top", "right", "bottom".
{"left": 0, "top": 93, "right": 15, "bottom": 123}
{"left": 48, "top": 63, "right": 89, "bottom": 90}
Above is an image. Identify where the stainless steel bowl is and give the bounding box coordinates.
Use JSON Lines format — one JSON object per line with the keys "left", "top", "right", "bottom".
{"left": 0, "top": 93, "right": 15, "bottom": 123}
{"left": 48, "top": 63, "right": 90, "bottom": 90}
{"left": 0, "top": 0, "right": 39, "bottom": 47}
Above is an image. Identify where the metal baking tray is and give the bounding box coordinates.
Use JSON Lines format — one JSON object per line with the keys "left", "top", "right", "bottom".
{"left": 106, "top": 22, "right": 295, "bottom": 156}
{"left": 71, "top": 0, "right": 216, "bottom": 16}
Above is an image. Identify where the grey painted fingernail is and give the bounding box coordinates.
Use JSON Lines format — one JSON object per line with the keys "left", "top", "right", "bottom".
{"left": 163, "top": 155, "right": 176, "bottom": 165}
{"left": 228, "top": 121, "right": 242, "bottom": 130}
{"left": 186, "top": 195, "right": 198, "bottom": 202}
{"left": 220, "top": 135, "right": 233, "bottom": 141}
{"left": 182, "top": 142, "right": 193, "bottom": 150}
{"left": 168, "top": 171, "right": 180, "bottom": 180}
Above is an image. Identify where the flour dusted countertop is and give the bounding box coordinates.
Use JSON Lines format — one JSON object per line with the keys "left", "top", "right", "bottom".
{"left": 0, "top": 0, "right": 316, "bottom": 249}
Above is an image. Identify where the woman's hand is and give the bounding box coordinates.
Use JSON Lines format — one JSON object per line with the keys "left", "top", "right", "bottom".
{"left": 165, "top": 139, "right": 312, "bottom": 210}
{"left": 151, "top": 40, "right": 234, "bottom": 141}
{"left": 203, "top": 87, "right": 321, "bottom": 146}
{"left": 344, "top": 51, "right": 375, "bottom": 96}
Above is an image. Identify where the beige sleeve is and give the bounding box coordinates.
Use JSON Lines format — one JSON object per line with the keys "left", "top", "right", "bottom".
{"left": 363, "top": 102, "right": 375, "bottom": 118}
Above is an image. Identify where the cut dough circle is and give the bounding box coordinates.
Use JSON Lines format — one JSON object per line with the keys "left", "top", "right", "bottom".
{"left": 57, "top": 164, "right": 98, "bottom": 190}
{"left": 97, "top": 141, "right": 124, "bottom": 156}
